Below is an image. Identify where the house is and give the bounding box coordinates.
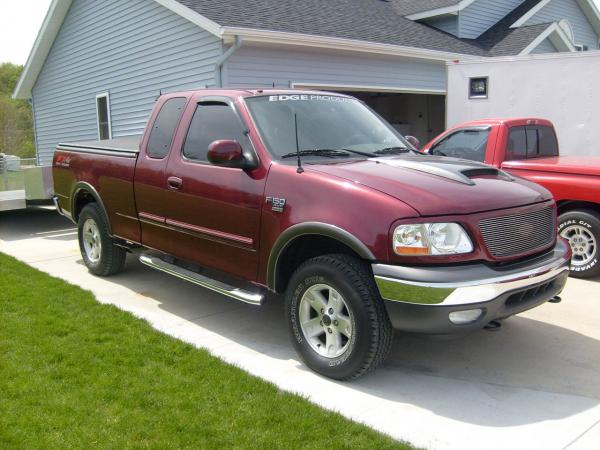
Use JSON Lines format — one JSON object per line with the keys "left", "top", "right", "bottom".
{"left": 13, "top": 0, "right": 600, "bottom": 165}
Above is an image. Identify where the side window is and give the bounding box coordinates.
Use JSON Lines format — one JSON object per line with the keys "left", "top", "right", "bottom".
{"left": 96, "top": 93, "right": 112, "bottom": 140}
{"left": 146, "top": 97, "right": 187, "bottom": 159}
{"left": 430, "top": 129, "right": 490, "bottom": 162}
{"left": 506, "top": 126, "right": 527, "bottom": 160}
{"left": 183, "top": 102, "right": 248, "bottom": 162}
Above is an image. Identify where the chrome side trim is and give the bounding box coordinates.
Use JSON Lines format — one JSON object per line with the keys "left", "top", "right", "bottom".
{"left": 139, "top": 254, "right": 264, "bottom": 306}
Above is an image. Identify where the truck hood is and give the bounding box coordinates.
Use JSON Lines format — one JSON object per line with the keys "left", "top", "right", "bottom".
{"left": 307, "top": 155, "right": 551, "bottom": 216}
{"left": 501, "top": 156, "right": 600, "bottom": 177}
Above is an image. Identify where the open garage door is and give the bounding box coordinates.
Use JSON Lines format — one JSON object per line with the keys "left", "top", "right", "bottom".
{"left": 337, "top": 91, "right": 446, "bottom": 148}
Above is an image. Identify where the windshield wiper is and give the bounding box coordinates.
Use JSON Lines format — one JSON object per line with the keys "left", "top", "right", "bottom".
{"left": 281, "top": 149, "right": 351, "bottom": 159}
{"left": 373, "top": 146, "right": 411, "bottom": 155}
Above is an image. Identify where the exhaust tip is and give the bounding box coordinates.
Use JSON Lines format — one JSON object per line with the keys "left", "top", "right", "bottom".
{"left": 549, "top": 296, "right": 562, "bottom": 304}
{"left": 484, "top": 320, "right": 502, "bottom": 331}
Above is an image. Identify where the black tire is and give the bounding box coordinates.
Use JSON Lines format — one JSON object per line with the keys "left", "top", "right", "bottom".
{"left": 285, "top": 254, "right": 393, "bottom": 380}
{"left": 558, "top": 209, "right": 600, "bottom": 279}
{"left": 78, "top": 203, "right": 126, "bottom": 276}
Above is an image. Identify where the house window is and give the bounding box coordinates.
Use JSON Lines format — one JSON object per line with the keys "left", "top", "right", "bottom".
{"left": 96, "top": 93, "right": 112, "bottom": 140}
{"left": 469, "top": 77, "right": 488, "bottom": 99}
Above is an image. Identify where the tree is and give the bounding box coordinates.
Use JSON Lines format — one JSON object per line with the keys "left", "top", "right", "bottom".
{"left": 0, "top": 63, "right": 35, "bottom": 158}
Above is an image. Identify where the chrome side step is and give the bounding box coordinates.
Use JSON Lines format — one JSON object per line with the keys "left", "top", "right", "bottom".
{"left": 139, "top": 254, "right": 264, "bottom": 306}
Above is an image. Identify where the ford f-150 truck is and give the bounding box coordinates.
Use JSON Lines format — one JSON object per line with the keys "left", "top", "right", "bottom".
{"left": 422, "top": 118, "right": 600, "bottom": 279}
{"left": 53, "top": 90, "right": 570, "bottom": 380}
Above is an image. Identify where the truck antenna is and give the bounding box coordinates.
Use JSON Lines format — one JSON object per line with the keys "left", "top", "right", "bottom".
{"left": 294, "top": 113, "right": 304, "bottom": 174}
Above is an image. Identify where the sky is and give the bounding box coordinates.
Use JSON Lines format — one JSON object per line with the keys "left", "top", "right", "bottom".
{"left": 2, "top": 0, "right": 600, "bottom": 65}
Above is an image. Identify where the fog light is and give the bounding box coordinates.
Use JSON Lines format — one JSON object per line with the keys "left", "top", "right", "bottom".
{"left": 449, "top": 309, "right": 483, "bottom": 325}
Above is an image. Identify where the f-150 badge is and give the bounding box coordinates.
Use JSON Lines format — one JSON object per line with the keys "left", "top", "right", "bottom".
{"left": 266, "top": 196, "right": 286, "bottom": 213}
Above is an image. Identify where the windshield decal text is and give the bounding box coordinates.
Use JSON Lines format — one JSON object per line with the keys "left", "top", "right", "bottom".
{"left": 268, "top": 95, "right": 352, "bottom": 103}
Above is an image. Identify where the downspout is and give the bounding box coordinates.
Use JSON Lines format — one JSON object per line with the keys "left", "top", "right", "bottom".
{"left": 215, "top": 36, "right": 242, "bottom": 87}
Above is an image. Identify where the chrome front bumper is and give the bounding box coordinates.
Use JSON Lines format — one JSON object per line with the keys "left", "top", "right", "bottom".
{"left": 373, "top": 239, "right": 571, "bottom": 333}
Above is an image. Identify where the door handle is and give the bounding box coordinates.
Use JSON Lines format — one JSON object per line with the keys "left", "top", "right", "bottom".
{"left": 167, "top": 176, "right": 183, "bottom": 190}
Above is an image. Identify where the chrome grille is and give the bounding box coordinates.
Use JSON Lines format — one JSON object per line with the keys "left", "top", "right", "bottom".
{"left": 479, "top": 206, "right": 555, "bottom": 257}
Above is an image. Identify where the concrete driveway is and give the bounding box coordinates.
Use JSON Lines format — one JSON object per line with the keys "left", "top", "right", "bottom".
{"left": 1, "top": 207, "right": 599, "bottom": 450}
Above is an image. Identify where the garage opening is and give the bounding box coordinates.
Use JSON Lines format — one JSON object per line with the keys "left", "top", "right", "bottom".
{"left": 335, "top": 91, "right": 446, "bottom": 148}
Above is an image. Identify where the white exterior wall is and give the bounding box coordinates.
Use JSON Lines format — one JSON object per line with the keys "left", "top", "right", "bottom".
{"left": 446, "top": 52, "right": 600, "bottom": 156}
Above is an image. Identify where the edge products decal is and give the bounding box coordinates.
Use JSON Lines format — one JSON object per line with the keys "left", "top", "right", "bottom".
{"left": 268, "top": 94, "right": 352, "bottom": 102}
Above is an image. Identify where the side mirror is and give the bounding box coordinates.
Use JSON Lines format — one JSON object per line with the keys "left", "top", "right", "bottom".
{"left": 207, "top": 140, "right": 246, "bottom": 168}
{"left": 405, "top": 135, "right": 421, "bottom": 149}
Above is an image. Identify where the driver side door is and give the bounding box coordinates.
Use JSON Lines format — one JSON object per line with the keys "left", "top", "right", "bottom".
{"left": 161, "top": 97, "right": 267, "bottom": 281}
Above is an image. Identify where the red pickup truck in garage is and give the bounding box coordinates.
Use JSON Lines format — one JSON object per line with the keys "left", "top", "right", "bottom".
{"left": 53, "top": 91, "right": 570, "bottom": 379}
{"left": 423, "top": 118, "right": 600, "bottom": 279}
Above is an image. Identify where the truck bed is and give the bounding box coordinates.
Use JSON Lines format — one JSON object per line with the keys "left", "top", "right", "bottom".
{"left": 53, "top": 135, "right": 141, "bottom": 243}
{"left": 501, "top": 156, "right": 600, "bottom": 177}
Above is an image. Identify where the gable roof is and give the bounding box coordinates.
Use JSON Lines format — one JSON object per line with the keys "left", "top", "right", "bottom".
{"left": 476, "top": 0, "right": 579, "bottom": 55}
{"left": 175, "top": 0, "right": 486, "bottom": 55}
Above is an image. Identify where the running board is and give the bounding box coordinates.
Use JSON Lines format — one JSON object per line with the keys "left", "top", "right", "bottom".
{"left": 139, "top": 254, "right": 264, "bottom": 306}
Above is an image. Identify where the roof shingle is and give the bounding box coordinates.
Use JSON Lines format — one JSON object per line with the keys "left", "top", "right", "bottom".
{"left": 175, "top": 0, "right": 556, "bottom": 57}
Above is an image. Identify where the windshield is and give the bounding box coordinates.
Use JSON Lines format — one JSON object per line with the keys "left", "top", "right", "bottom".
{"left": 430, "top": 128, "right": 490, "bottom": 162}
{"left": 244, "top": 94, "right": 413, "bottom": 159}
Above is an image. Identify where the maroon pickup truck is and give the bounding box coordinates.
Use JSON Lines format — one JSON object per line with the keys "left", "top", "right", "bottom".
{"left": 53, "top": 90, "right": 570, "bottom": 380}
{"left": 422, "top": 118, "right": 600, "bottom": 279}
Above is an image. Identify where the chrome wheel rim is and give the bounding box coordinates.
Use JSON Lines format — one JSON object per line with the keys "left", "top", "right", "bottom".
{"left": 561, "top": 225, "right": 596, "bottom": 267}
{"left": 299, "top": 284, "right": 353, "bottom": 358}
{"left": 82, "top": 218, "right": 102, "bottom": 263}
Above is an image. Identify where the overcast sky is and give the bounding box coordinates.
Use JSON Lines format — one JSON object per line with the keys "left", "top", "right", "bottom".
{"left": 2, "top": 0, "right": 600, "bottom": 65}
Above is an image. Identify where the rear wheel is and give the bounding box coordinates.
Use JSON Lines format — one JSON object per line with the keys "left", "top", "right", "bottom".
{"left": 78, "top": 203, "right": 126, "bottom": 276}
{"left": 558, "top": 210, "right": 600, "bottom": 279}
{"left": 285, "top": 254, "right": 393, "bottom": 380}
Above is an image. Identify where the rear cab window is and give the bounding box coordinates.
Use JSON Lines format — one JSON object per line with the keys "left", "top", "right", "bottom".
{"left": 146, "top": 97, "right": 187, "bottom": 159}
{"left": 506, "top": 125, "right": 558, "bottom": 161}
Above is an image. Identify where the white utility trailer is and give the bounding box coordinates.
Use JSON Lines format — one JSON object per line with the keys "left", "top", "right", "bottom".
{"left": 0, "top": 154, "right": 53, "bottom": 211}
{"left": 446, "top": 51, "right": 600, "bottom": 156}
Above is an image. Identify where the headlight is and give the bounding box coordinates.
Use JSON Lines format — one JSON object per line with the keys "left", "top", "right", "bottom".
{"left": 393, "top": 223, "right": 473, "bottom": 256}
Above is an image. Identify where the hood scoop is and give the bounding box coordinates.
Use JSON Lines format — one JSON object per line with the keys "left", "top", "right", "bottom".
{"left": 377, "top": 156, "right": 515, "bottom": 186}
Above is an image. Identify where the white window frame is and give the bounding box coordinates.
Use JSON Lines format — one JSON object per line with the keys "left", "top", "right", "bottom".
{"left": 95, "top": 92, "right": 112, "bottom": 140}
{"left": 468, "top": 77, "right": 489, "bottom": 100}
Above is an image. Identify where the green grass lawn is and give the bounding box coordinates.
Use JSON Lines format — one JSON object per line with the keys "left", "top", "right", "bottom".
{"left": 0, "top": 253, "right": 412, "bottom": 449}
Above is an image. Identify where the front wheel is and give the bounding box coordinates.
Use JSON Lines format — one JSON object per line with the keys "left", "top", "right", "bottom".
{"left": 558, "top": 210, "right": 600, "bottom": 279}
{"left": 285, "top": 254, "right": 393, "bottom": 380}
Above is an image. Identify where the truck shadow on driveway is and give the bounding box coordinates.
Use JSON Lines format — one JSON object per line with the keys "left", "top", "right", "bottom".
{"left": 2, "top": 207, "right": 600, "bottom": 428}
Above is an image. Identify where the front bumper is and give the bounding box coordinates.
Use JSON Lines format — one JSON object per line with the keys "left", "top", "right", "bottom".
{"left": 373, "top": 239, "right": 571, "bottom": 334}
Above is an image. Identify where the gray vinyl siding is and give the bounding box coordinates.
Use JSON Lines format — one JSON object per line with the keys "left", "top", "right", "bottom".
{"left": 424, "top": 16, "right": 459, "bottom": 36}
{"left": 223, "top": 45, "right": 447, "bottom": 93}
{"left": 32, "top": 0, "right": 222, "bottom": 165}
{"left": 524, "top": 0, "right": 599, "bottom": 49}
{"left": 531, "top": 37, "right": 559, "bottom": 52}
{"left": 459, "top": 0, "right": 525, "bottom": 38}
